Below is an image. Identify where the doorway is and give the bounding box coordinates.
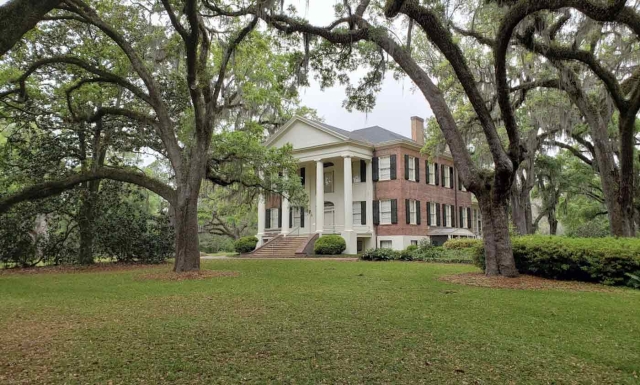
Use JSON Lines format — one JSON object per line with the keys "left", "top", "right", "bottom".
{"left": 324, "top": 202, "right": 335, "bottom": 233}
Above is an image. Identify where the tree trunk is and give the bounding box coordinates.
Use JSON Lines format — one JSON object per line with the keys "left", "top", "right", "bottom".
{"left": 76, "top": 181, "right": 100, "bottom": 265}
{"left": 172, "top": 171, "right": 204, "bottom": 272}
{"left": 548, "top": 208, "right": 558, "bottom": 235}
{"left": 478, "top": 193, "right": 519, "bottom": 278}
{"left": 510, "top": 186, "right": 533, "bottom": 235}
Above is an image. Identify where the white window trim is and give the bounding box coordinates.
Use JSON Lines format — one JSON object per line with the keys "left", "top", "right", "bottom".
{"left": 269, "top": 208, "right": 279, "bottom": 229}
{"left": 445, "top": 205, "right": 452, "bottom": 228}
{"left": 379, "top": 156, "right": 391, "bottom": 181}
{"left": 380, "top": 240, "right": 393, "bottom": 249}
{"left": 324, "top": 170, "right": 334, "bottom": 193}
{"left": 430, "top": 202, "right": 437, "bottom": 226}
{"left": 352, "top": 161, "right": 361, "bottom": 183}
{"left": 293, "top": 207, "right": 302, "bottom": 228}
{"left": 443, "top": 165, "right": 451, "bottom": 188}
{"left": 409, "top": 199, "right": 417, "bottom": 225}
{"left": 380, "top": 199, "right": 392, "bottom": 225}
{"left": 408, "top": 156, "right": 416, "bottom": 181}
{"left": 429, "top": 164, "right": 436, "bottom": 185}
{"left": 353, "top": 202, "right": 362, "bottom": 225}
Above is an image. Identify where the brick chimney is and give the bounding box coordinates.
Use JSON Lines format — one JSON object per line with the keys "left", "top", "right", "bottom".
{"left": 411, "top": 116, "right": 425, "bottom": 146}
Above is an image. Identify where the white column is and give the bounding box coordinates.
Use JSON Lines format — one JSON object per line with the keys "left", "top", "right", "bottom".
{"left": 343, "top": 156, "right": 353, "bottom": 231}
{"left": 281, "top": 196, "right": 290, "bottom": 236}
{"left": 315, "top": 159, "right": 324, "bottom": 234}
{"left": 257, "top": 193, "right": 266, "bottom": 247}
{"left": 342, "top": 156, "right": 357, "bottom": 254}
{"left": 366, "top": 159, "right": 374, "bottom": 232}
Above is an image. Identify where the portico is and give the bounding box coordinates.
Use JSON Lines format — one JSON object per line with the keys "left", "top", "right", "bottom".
{"left": 256, "top": 117, "right": 376, "bottom": 254}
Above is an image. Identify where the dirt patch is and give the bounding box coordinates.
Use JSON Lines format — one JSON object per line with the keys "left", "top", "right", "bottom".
{"left": 135, "top": 270, "right": 240, "bottom": 281}
{"left": 439, "top": 272, "right": 617, "bottom": 292}
{"left": 0, "top": 262, "right": 168, "bottom": 276}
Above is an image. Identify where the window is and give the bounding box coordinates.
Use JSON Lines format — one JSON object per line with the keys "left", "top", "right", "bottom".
{"left": 380, "top": 199, "right": 392, "bottom": 225}
{"left": 408, "top": 156, "right": 416, "bottom": 181}
{"left": 444, "top": 205, "right": 452, "bottom": 227}
{"left": 428, "top": 163, "right": 436, "bottom": 185}
{"left": 324, "top": 171, "right": 334, "bottom": 193}
{"left": 353, "top": 202, "right": 362, "bottom": 225}
{"left": 443, "top": 165, "right": 451, "bottom": 188}
{"left": 379, "top": 156, "right": 391, "bottom": 181}
{"left": 380, "top": 240, "right": 392, "bottom": 249}
{"left": 352, "top": 161, "right": 361, "bottom": 183}
{"left": 293, "top": 207, "right": 302, "bottom": 228}
{"left": 411, "top": 240, "right": 418, "bottom": 246}
{"left": 430, "top": 202, "right": 437, "bottom": 226}
{"left": 460, "top": 208, "right": 467, "bottom": 229}
{"left": 269, "top": 208, "right": 279, "bottom": 229}
{"left": 409, "top": 200, "right": 417, "bottom": 225}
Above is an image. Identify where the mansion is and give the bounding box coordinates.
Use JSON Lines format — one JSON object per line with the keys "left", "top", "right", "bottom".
{"left": 254, "top": 116, "right": 482, "bottom": 256}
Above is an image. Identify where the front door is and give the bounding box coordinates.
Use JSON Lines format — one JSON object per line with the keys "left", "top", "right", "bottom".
{"left": 324, "top": 202, "right": 335, "bottom": 233}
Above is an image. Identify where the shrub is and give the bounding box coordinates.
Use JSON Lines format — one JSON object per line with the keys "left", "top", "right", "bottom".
{"left": 314, "top": 235, "right": 346, "bottom": 255}
{"left": 443, "top": 238, "right": 483, "bottom": 250}
{"left": 234, "top": 236, "right": 259, "bottom": 254}
{"left": 200, "top": 233, "right": 235, "bottom": 254}
{"left": 473, "top": 236, "right": 640, "bottom": 287}
{"left": 360, "top": 248, "right": 399, "bottom": 261}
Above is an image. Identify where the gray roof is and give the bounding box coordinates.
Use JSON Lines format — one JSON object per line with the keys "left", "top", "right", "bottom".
{"left": 317, "top": 121, "right": 409, "bottom": 145}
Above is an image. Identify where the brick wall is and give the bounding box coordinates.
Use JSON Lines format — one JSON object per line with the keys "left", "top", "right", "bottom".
{"left": 374, "top": 144, "right": 473, "bottom": 236}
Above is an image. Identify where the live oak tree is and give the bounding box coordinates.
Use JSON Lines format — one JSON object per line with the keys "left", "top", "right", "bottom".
{"left": 0, "top": 0, "right": 305, "bottom": 272}
{"left": 457, "top": 0, "right": 640, "bottom": 236}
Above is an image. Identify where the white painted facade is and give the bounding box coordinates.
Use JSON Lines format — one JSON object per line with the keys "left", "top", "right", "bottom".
{"left": 257, "top": 117, "right": 377, "bottom": 254}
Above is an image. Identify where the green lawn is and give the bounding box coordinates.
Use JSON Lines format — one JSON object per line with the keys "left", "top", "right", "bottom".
{"left": 1, "top": 260, "right": 639, "bottom": 384}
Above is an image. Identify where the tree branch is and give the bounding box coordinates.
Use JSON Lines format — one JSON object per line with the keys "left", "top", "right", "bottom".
{"left": 0, "top": 168, "right": 176, "bottom": 214}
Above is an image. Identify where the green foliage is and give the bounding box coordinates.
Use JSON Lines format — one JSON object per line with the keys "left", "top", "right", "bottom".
{"left": 93, "top": 184, "right": 174, "bottom": 264}
{"left": 360, "top": 248, "right": 399, "bottom": 261}
{"left": 234, "top": 236, "right": 259, "bottom": 254}
{"left": 199, "top": 233, "right": 235, "bottom": 254}
{"left": 443, "top": 238, "right": 483, "bottom": 250}
{"left": 314, "top": 235, "right": 346, "bottom": 255}
{"left": 473, "top": 236, "right": 640, "bottom": 288}
{"left": 565, "top": 220, "right": 610, "bottom": 238}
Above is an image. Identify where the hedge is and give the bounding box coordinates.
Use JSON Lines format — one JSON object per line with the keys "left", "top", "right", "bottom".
{"left": 472, "top": 236, "right": 640, "bottom": 287}
{"left": 361, "top": 248, "right": 399, "bottom": 261}
{"left": 314, "top": 235, "right": 346, "bottom": 255}
{"left": 234, "top": 236, "right": 259, "bottom": 254}
{"left": 443, "top": 238, "right": 483, "bottom": 250}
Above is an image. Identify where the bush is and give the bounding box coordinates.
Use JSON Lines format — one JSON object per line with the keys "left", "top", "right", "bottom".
{"left": 234, "top": 236, "right": 259, "bottom": 254}
{"left": 314, "top": 235, "right": 347, "bottom": 255}
{"left": 443, "top": 238, "right": 483, "bottom": 250}
{"left": 472, "top": 236, "right": 640, "bottom": 287}
{"left": 200, "top": 233, "right": 235, "bottom": 254}
{"left": 360, "top": 248, "right": 399, "bottom": 261}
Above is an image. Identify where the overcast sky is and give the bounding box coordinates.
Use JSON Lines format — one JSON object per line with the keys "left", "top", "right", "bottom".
{"left": 291, "top": 1, "right": 431, "bottom": 138}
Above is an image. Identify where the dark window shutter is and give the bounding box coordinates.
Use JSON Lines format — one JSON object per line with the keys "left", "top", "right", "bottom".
{"left": 435, "top": 163, "right": 439, "bottom": 186}
{"left": 278, "top": 207, "right": 282, "bottom": 228}
{"left": 361, "top": 201, "right": 367, "bottom": 225}
{"left": 416, "top": 201, "right": 421, "bottom": 225}
{"left": 427, "top": 202, "right": 431, "bottom": 226}
{"left": 425, "top": 160, "right": 429, "bottom": 184}
{"left": 391, "top": 199, "right": 398, "bottom": 224}
{"left": 459, "top": 207, "right": 463, "bottom": 228}
{"left": 467, "top": 207, "right": 472, "bottom": 229}
{"left": 372, "top": 157, "right": 379, "bottom": 181}
{"left": 441, "top": 166, "right": 446, "bottom": 188}
{"left": 289, "top": 207, "right": 293, "bottom": 228}
{"left": 436, "top": 203, "right": 441, "bottom": 226}
{"left": 265, "top": 208, "right": 271, "bottom": 229}
{"left": 404, "top": 154, "right": 410, "bottom": 180}
{"left": 390, "top": 155, "right": 397, "bottom": 180}
{"left": 300, "top": 167, "right": 305, "bottom": 186}
{"left": 442, "top": 204, "right": 447, "bottom": 227}
{"left": 405, "top": 199, "right": 411, "bottom": 224}
{"left": 450, "top": 167, "right": 454, "bottom": 189}
{"left": 415, "top": 157, "right": 420, "bottom": 183}
{"left": 300, "top": 208, "right": 305, "bottom": 228}
{"left": 458, "top": 173, "right": 462, "bottom": 191}
{"left": 360, "top": 159, "right": 366, "bottom": 182}
{"left": 373, "top": 200, "right": 380, "bottom": 225}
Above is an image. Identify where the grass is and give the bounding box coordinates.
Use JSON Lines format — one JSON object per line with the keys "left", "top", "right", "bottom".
{"left": 1, "top": 260, "right": 639, "bottom": 384}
